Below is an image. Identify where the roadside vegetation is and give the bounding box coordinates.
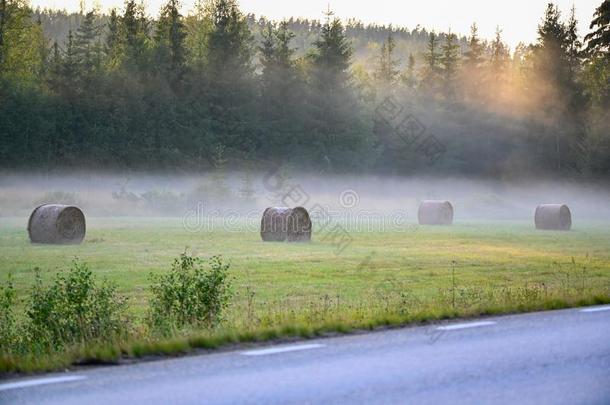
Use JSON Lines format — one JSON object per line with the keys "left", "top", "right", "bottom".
{"left": 1, "top": 219, "right": 609, "bottom": 375}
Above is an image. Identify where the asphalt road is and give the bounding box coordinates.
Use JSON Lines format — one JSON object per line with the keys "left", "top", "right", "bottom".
{"left": 2, "top": 305, "right": 610, "bottom": 405}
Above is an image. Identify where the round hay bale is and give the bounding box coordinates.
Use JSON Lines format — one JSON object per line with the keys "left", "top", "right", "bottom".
{"left": 28, "top": 204, "right": 86, "bottom": 244}
{"left": 418, "top": 200, "right": 454, "bottom": 225}
{"left": 260, "top": 207, "right": 312, "bottom": 242}
{"left": 535, "top": 204, "right": 571, "bottom": 231}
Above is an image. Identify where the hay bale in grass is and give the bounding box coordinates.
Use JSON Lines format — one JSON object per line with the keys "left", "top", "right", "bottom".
{"left": 28, "top": 204, "right": 86, "bottom": 244}
{"left": 260, "top": 207, "right": 312, "bottom": 242}
{"left": 418, "top": 200, "right": 454, "bottom": 225}
{"left": 535, "top": 204, "right": 571, "bottom": 231}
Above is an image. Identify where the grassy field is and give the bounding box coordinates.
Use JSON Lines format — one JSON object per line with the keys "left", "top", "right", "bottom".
{"left": 1, "top": 217, "right": 610, "bottom": 372}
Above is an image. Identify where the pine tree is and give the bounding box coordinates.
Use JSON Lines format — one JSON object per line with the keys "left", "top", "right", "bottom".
{"left": 374, "top": 28, "right": 399, "bottom": 87}
{"left": 155, "top": 0, "right": 187, "bottom": 87}
{"left": 105, "top": 8, "right": 121, "bottom": 69}
{"left": 74, "top": 10, "right": 102, "bottom": 85}
{"left": 490, "top": 27, "right": 510, "bottom": 83}
{"left": 47, "top": 40, "right": 62, "bottom": 90}
{"left": 461, "top": 23, "right": 486, "bottom": 103}
{"left": 310, "top": 9, "right": 352, "bottom": 93}
{"left": 420, "top": 31, "right": 441, "bottom": 94}
{"left": 464, "top": 23, "right": 484, "bottom": 68}
{"left": 440, "top": 31, "right": 460, "bottom": 99}
{"left": 529, "top": 4, "right": 585, "bottom": 172}
{"left": 63, "top": 30, "right": 78, "bottom": 83}
{"left": 307, "top": 8, "right": 369, "bottom": 170}
{"left": 400, "top": 53, "right": 416, "bottom": 88}
{"left": 205, "top": 0, "right": 253, "bottom": 84}
{"left": 258, "top": 21, "right": 298, "bottom": 117}
{"left": 584, "top": 0, "right": 609, "bottom": 58}
{"left": 121, "top": 0, "right": 149, "bottom": 72}
{"left": 565, "top": 6, "right": 583, "bottom": 76}
{"left": 582, "top": 0, "right": 609, "bottom": 173}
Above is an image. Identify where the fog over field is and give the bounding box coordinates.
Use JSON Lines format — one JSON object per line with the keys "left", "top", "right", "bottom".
{"left": 1, "top": 172, "right": 609, "bottom": 225}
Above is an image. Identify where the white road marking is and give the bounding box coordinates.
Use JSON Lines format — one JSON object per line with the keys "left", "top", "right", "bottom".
{"left": 0, "top": 375, "right": 86, "bottom": 392}
{"left": 580, "top": 306, "right": 610, "bottom": 313}
{"left": 241, "top": 343, "right": 325, "bottom": 356}
{"left": 436, "top": 321, "right": 497, "bottom": 331}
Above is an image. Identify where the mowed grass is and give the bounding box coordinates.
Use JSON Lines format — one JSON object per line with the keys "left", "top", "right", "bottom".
{"left": 1, "top": 217, "right": 609, "bottom": 318}
{"left": 2, "top": 216, "right": 610, "bottom": 373}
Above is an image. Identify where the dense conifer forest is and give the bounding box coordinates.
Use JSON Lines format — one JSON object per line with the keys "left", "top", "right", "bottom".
{"left": 0, "top": 0, "right": 608, "bottom": 177}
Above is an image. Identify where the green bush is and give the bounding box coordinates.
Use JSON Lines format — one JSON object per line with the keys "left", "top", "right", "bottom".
{"left": 25, "top": 261, "right": 129, "bottom": 352}
{"left": 0, "top": 275, "right": 16, "bottom": 351}
{"left": 148, "top": 253, "right": 233, "bottom": 334}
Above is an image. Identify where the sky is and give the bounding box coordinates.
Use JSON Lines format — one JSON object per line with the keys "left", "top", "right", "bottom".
{"left": 30, "top": 0, "right": 601, "bottom": 48}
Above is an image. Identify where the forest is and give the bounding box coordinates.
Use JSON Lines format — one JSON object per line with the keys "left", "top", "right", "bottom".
{"left": 0, "top": 0, "right": 608, "bottom": 177}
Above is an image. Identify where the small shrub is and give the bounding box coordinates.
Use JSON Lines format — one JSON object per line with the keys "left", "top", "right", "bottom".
{"left": 25, "top": 260, "right": 129, "bottom": 352}
{"left": 0, "top": 275, "right": 16, "bottom": 351}
{"left": 148, "top": 253, "right": 233, "bottom": 334}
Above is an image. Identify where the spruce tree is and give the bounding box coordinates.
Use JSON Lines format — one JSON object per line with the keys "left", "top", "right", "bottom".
{"left": 420, "top": 31, "right": 441, "bottom": 95}
{"left": 464, "top": 23, "right": 484, "bottom": 68}
{"left": 584, "top": 0, "right": 609, "bottom": 58}
{"left": 374, "top": 28, "right": 399, "bottom": 87}
{"left": 74, "top": 10, "right": 102, "bottom": 85}
{"left": 155, "top": 0, "right": 186, "bottom": 87}
{"left": 490, "top": 27, "right": 510, "bottom": 82}
{"left": 401, "top": 53, "right": 416, "bottom": 88}
{"left": 441, "top": 32, "right": 460, "bottom": 99}
{"left": 121, "top": 0, "right": 149, "bottom": 72}
{"left": 104, "top": 9, "right": 121, "bottom": 68}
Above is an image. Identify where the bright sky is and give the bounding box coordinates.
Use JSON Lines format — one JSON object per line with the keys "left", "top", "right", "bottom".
{"left": 30, "top": 0, "right": 600, "bottom": 48}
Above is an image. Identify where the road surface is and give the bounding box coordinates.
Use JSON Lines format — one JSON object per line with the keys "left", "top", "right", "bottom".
{"left": 2, "top": 305, "right": 610, "bottom": 404}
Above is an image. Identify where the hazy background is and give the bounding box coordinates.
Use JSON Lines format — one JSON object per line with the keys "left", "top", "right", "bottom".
{"left": 30, "top": 0, "right": 599, "bottom": 48}
{"left": 2, "top": 172, "right": 609, "bottom": 226}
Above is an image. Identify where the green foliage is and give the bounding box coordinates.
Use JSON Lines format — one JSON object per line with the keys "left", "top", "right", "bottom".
{"left": 0, "top": 275, "right": 16, "bottom": 350}
{"left": 25, "top": 260, "right": 129, "bottom": 352}
{"left": 440, "top": 32, "right": 460, "bottom": 98}
{"left": 148, "top": 252, "right": 233, "bottom": 334}
{"left": 0, "top": 1, "right": 608, "bottom": 176}
{"left": 374, "top": 29, "right": 399, "bottom": 87}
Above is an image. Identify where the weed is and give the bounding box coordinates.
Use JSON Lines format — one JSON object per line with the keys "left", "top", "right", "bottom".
{"left": 24, "top": 260, "right": 129, "bottom": 352}
{"left": 148, "top": 252, "right": 233, "bottom": 335}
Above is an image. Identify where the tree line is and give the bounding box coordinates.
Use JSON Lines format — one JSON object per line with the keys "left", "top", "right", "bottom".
{"left": 0, "top": 0, "right": 608, "bottom": 177}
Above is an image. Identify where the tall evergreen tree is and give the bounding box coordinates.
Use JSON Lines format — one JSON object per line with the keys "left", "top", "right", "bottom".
{"left": 105, "top": 8, "right": 122, "bottom": 69}
{"left": 489, "top": 27, "right": 510, "bottom": 83}
{"left": 582, "top": 0, "right": 610, "bottom": 173}
{"left": 374, "top": 28, "right": 399, "bottom": 87}
{"left": 154, "top": 0, "right": 187, "bottom": 87}
{"left": 258, "top": 21, "right": 298, "bottom": 116}
{"left": 584, "top": 0, "right": 610, "bottom": 58}
{"left": 461, "top": 23, "right": 486, "bottom": 103}
{"left": 420, "top": 31, "right": 441, "bottom": 95}
{"left": 121, "top": 0, "right": 149, "bottom": 72}
{"left": 529, "top": 3, "right": 585, "bottom": 171}
{"left": 440, "top": 31, "right": 460, "bottom": 99}
{"left": 307, "top": 9, "right": 369, "bottom": 169}
{"left": 74, "top": 10, "right": 102, "bottom": 86}
{"left": 400, "top": 52, "right": 416, "bottom": 88}
{"left": 204, "top": 0, "right": 253, "bottom": 84}
{"left": 463, "top": 23, "right": 484, "bottom": 68}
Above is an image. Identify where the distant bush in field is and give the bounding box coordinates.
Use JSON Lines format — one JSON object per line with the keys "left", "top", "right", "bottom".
{"left": 24, "top": 261, "right": 129, "bottom": 352}
{"left": 148, "top": 253, "right": 233, "bottom": 335}
{"left": 140, "top": 189, "right": 185, "bottom": 212}
{"left": 36, "top": 190, "right": 81, "bottom": 206}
